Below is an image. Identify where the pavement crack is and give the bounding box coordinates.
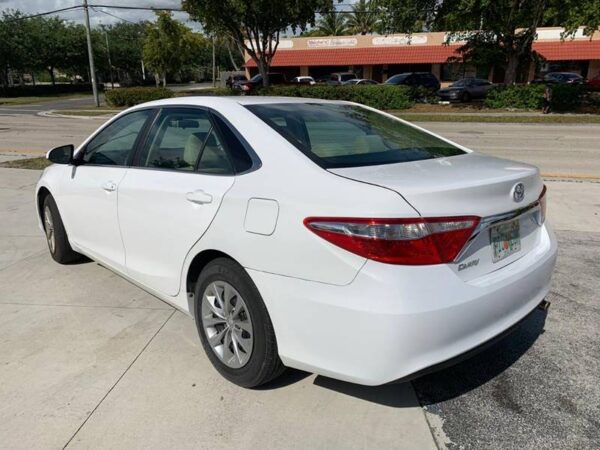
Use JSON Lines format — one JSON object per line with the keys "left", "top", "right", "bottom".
{"left": 61, "top": 309, "right": 176, "bottom": 449}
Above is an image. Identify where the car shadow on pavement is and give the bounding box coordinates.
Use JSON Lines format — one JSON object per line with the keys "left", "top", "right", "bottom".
{"left": 301, "top": 308, "right": 547, "bottom": 408}
{"left": 413, "top": 308, "right": 548, "bottom": 406}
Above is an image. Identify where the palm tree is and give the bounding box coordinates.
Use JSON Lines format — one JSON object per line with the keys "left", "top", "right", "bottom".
{"left": 346, "top": 0, "right": 380, "bottom": 35}
{"left": 311, "top": 11, "right": 349, "bottom": 36}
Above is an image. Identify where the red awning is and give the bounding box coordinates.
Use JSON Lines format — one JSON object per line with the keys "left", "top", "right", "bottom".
{"left": 245, "top": 45, "right": 462, "bottom": 67}
{"left": 245, "top": 40, "right": 600, "bottom": 67}
{"left": 533, "top": 40, "right": 600, "bottom": 61}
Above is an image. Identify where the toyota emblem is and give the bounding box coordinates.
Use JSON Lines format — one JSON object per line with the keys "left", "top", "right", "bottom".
{"left": 513, "top": 183, "right": 525, "bottom": 202}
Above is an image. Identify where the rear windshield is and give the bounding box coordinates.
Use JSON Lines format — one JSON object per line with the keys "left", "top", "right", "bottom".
{"left": 245, "top": 103, "right": 465, "bottom": 168}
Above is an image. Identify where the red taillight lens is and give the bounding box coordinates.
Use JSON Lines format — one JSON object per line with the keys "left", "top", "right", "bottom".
{"left": 539, "top": 185, "right": 547, "bottom": 224}
{"left": 304, "top": 216, "right": 480, "bottom": 265}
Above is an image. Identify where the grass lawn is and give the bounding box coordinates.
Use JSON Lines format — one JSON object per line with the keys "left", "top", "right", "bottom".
{"left": 0, "top": 157, "right": 51, "bottom": 170}
{"left": 52, "top": 108, "right": 121, "bottom": 117}
{"left": 0, "top": 93, "right": 91, "bottom": 106}
{"left": 393, "top": 112, "right": 600, "bottom": 124}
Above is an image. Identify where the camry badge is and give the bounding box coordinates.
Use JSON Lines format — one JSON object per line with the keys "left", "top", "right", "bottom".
{"left": 513, "top": 183, "right": 525, "bottom": 202}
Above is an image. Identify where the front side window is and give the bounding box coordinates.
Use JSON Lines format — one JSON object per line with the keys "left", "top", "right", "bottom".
{"left": 246, "top": 103, "right": 465, "bottom": 169}
{"left": 83, "top": 109, "right": 152, "bottom": 166}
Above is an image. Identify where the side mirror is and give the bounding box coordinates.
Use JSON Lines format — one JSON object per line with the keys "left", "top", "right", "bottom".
{"left": 46, "top": 144, "right": 74, "bottom": 164}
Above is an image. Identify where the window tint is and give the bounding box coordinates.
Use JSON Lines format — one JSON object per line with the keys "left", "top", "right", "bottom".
{"left": 84, "top": 109, "right": 152, "bottom": 166}
{"left": 138, "top": 108, "right": 212, "bottom": 171}
{"left": 196, "top": 129, "right": 233, "bottom": 175}
{"left": 340, "top": 74, "right": 355, "bottom": 81}
{"left": 211, "top": 114, "right": 253, "bottom": 173}
{"left": 246, "top": 103, "right": 465, "bottom": 169}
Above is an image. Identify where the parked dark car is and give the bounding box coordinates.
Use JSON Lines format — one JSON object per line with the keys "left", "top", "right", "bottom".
{"left": 385, "top": 72, "right": 441, "bottom": 91}
{"left": 531, "top": 72, "right": 585, "bottom": 85}
{"left": 437, "top": 78, "right": 495, "bottom": 102}
{"left": 342, "top": 79, "right": 379, "bottom": 85}
{"left": 226, "top": 74, "right": 247, "bottom": 89}
{"left": 233, "top": 73, "right": 287, "bottom": 93}
{"left": 327, "top": 72, "right": 357, "bottom": 85}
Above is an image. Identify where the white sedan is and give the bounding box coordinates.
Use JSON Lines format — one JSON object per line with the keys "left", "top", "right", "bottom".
{"left": 36, "top": 97, "right": 557, "bottom": 387}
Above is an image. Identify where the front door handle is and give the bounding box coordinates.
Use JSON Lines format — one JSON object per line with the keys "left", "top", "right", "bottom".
{"left": 101, "top": 181, "right": 117, "bottom": 192}
{"left": 186, "top": 190, "right": 213, "bottom": 205}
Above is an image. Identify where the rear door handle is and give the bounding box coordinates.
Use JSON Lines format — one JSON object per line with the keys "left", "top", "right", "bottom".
{"left": 186, "top": 190, "right": 213, "bottom": 205}
{"left": 101, "top": 181, "right": 117, "bottom": 192}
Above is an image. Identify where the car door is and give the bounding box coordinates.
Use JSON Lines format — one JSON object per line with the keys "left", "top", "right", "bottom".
{"left": 59, "top": 109, "right": 155, "bottom": 270}
{"left": 117, "top": 107, "right": 236, "bottom": 296}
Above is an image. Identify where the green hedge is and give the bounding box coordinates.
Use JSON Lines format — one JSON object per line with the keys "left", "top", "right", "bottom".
{"left": 0, "top": 83, "right": 102, "bottom": 98}
{"left": 251, "top": 85, "right": 412, "bottom": 110}
{"left": 105, "top": 87, "right": 174, "bottom": 106}
{"left": 484, "top": 84, "right": 585, "bottom": 111}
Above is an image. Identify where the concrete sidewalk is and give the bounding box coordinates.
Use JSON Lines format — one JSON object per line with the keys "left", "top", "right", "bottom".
{"left": 0, "top": 168, "right": 437, "bottom": 449}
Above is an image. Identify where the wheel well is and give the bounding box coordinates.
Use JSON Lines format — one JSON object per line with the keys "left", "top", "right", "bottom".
{"left": 37, "top": 187, "right": 51, "bottom": 228}
{"left": 186, "top": 249, "right": 234, "bottom": 296}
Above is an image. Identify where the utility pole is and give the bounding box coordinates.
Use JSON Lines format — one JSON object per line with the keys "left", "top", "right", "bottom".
{"left": 83, "top": 0, "right": 100, "bottom": 107}
{"left": 212, "top": 34, "right": 216, "bottom": 87}
{"left": 104, "top": 31, "right": 114, "bottom": 89}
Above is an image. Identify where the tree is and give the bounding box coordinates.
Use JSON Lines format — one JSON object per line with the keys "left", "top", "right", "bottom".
{"left": 312, "top": 10, "right": 349, "bottom": 36}
{"left": 346, "top": 0, "right": 379, "bottom": 35}
{"left": 183, "top": 0, "right": 335, "bottom": 87}
{"left": 143, "top": 12, "right": 195, "bottom": 86}
{"left": 98, "top": 22, "right": 147, "bottom": 85}
{"left": 378, "top": 0, "right": 600, "bottom": 84}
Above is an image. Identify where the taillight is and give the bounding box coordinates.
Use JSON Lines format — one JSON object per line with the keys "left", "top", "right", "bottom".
{"left": 539, "top": 185, "right": 547, "bottom": 224}
{"left": 304, "top": 216, "right": 480, "bottom": 265}
{"left": 242, "top": 84, "right": 250, "bottom": 91}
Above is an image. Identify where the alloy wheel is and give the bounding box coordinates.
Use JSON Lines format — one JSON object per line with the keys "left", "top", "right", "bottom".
{"left": 201, "top": 281, "right": 254, "bottom": 369}
{"left": 44, "top": 206, "right": 56, "bottom": 254}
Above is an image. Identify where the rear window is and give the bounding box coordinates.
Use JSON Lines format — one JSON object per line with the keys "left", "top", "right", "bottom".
{"left": 246, "top": 103, "right": 465, "bottom": 169}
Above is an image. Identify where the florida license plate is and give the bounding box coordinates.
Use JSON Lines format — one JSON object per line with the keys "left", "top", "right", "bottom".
{"left": 490, "top": 219, "right": 521, "bottom": 263}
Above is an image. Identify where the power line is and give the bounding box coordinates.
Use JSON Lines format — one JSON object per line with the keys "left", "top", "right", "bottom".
{"left": 91, "top": 7, "right": 138, "bottom": 25}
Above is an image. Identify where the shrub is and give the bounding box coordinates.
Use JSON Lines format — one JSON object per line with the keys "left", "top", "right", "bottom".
{"left": 484, "top": 84, "right": 545, "bottom": 109}
{"left": 251, "top": 84, "right": 412, "bottom": 110}
{"left": 0, "top": 83, "right": 103, "bottom": 98}
{"left": 484, "top": 83, "right": 585, "bottom": 111}
{"left": 105, "top": 87, "right": 174, "bottom": 106}
{"left": 550, "top": 84, "right": 585, "bottom": 112}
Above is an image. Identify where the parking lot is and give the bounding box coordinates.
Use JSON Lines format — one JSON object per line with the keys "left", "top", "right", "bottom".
{"left": 0, "top": 110, "right": 599, "bottom": 449}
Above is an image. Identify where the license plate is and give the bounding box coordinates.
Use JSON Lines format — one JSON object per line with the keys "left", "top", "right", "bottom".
{"left": 490, "top": 219, "right": 521, "bottom": 263}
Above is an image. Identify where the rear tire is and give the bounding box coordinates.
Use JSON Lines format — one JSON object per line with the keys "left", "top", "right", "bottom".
{"left": 194, "top": 257, "right": 285, "bottom": 388}
{"left": 462, "top": 91, "right": 471, "bottom": 102}
{"left": 42, "top": 194, "right": 82, "bottom": 264}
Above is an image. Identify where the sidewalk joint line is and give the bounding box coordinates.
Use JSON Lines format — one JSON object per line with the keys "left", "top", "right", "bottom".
{"left": 61, "top": 309, "right": 176, "bottom": 449}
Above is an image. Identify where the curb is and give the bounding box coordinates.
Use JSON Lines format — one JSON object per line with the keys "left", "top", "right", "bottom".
{"left": 37, "top": 110, "right": 115, "bottom": 120}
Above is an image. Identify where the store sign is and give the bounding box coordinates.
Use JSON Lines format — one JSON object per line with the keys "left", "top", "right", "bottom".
{"left": 307, "top": 38, "right": 357, "bottom": 48}
{"left": 372, "top": 35, "right": 428, "bottom": 45}
{"left": 536, "top": 28, "right": 586, "bottom": 40}
{"left": 244, "top": 39, "right": 294, "bottom": 50}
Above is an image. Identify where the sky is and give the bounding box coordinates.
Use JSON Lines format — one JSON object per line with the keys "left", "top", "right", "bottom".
{"left": 0, "top": 0, "right": 202, "bottom": 30}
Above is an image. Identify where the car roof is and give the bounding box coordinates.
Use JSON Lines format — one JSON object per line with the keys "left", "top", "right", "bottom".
{"left": 135, "top": 96, "right": 341, "bottom": 110}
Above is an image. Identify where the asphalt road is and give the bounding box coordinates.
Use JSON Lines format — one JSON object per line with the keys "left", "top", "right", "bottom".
{"left": 0, "top": 167, "right": 598, "bottom": 449}
{"left": 0, "top": 96, "right": 101, "bottom": 116}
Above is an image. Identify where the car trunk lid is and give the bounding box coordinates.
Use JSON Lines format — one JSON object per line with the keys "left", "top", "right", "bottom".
{"left": 329, "top": 153, "right": 545, "bottom": 279}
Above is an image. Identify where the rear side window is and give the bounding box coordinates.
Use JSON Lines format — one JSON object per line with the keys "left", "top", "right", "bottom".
{"left": 137, "top": 108, "right": 212, "bottom": 170}
{"left": 211, "top": 114, "right": 254, "bottom": 173}
{"left": 246, "top": 103, "right": 465, "bottom": 169}
{"left": 83, "top": 109, "right": 152, "bottom": 166}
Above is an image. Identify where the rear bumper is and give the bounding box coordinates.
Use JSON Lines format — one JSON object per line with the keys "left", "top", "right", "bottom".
{"left": 248, "top": 224, "right": 557, "bottom": 386}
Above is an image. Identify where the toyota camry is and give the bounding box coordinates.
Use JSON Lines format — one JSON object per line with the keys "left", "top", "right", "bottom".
{"left": 36, "top": 97, "right": 557, "bottom": 387}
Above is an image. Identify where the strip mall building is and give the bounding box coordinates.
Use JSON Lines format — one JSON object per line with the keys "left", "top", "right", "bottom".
{"left": 245, "top": 27, "right": 600, "bottom": 84}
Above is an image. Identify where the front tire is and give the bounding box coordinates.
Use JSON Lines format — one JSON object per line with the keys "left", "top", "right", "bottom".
{"left": 194, "top": 257, "right": 285, "bottom": 388}
{"left": 42, "top": 195, "right": 82, "bottom": 264}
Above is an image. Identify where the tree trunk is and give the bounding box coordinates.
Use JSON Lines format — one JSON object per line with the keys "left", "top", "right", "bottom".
{"left": 49, "top": 67, "right": 56, "bottom": 86}
{"left": 226, "top": 43, "right": 240, "bottom": 72}
{"left": 32, "top": 73, "right": 36, "bottom": 86}
{"left": 258, "top": 59, "right": 269, "bottom": 87}
{"left": 504, "top": 53, "right": 519, "bottom": 85}
{"left": 155, "top": 74, "right": 159, "bottom": 87}
{"left": 162, "top": 72, "right": 167, "bottom": 87}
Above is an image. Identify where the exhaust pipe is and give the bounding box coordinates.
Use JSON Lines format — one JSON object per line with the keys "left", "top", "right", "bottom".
{"left": 537, "top": 299, "right": 551, "bottom": 311}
